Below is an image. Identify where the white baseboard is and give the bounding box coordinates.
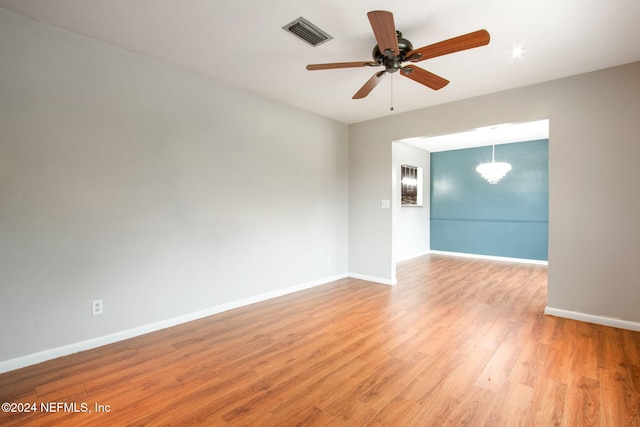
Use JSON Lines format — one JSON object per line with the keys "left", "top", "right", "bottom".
{"left": 348, "top": 273, "right": 397, "bottom": 286}
{"left": 395, "top": 250, "right": 431, "bottom": 263}
{"left": 0, "top": 273, "right": 348, "bottom": 374}
{"left": 429, "top": 250, "right": 548, "bottom": 266}
{"left": 545, "top": 307, "right": 640, "bottom": 332}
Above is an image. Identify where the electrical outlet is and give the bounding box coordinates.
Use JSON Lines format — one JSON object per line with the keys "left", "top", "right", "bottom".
{"left": 92, "top": 299, "right": 103, "bottom": 316}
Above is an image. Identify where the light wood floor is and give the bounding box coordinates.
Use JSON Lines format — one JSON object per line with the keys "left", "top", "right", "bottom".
{"left": 1, "top": 255, "right": 639, "bottom": 426}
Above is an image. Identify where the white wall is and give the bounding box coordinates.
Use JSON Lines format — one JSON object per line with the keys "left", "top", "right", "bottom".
{"left": 0, "top": 9, "right": 348, "bottom": 364}
{"left": 349, "top": 61, "right": 640, "bottom": 327}
{"left": 392, "top": 143, "right": 430, "bottom": 262}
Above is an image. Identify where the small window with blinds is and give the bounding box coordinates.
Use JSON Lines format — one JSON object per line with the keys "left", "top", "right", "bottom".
{"left": 401, "top": 164, "right": 423, "bottom": 206}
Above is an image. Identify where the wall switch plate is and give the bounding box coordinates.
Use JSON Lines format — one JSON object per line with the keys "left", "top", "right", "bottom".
{"left": 381, "top": 199, "right": 390, "bottom": 209}
{"left": 92, "top": 299, "right": 103, "bottom": 316}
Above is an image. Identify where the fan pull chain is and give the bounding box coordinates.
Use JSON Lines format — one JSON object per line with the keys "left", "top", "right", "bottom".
{"left": 390, "top": 73, "right": 394, "bottom": 111}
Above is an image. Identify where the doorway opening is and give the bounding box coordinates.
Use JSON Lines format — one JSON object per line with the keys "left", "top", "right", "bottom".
{"left": 391, "top": 119, "right": 550, "bottom": 277}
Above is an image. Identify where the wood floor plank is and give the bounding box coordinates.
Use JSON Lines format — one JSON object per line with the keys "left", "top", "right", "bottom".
{"left": 623, "top": 330, "right": 640, "bottom": 366}
{"left": 398, "top": 349, "right": 467, "bottom": 404}
{"left": 563, "top": 375, "right": 601, "bottom": 426}
{"left": 543, "top": 349, "right": 574, "bottom": 389}
{"left": 530, "top": 310, "right": 557, "bottom": 345}
{"left": 442, "top": 385, "right": 498, "bottom": 427}
{"left": 1, "top": 254, "right": 640, "bottom": 426}
{"left": 324, "top": 403, "right": 377, "bottom": 426}
{"left": 509, "top": 340, "right": 549, "bottom": 388}
{"left": 363, "top": 396, "right": 417, "bottom": 426}
{"left": 484, "top": 380, "right": 535, "bottom": 427}
{"left": 571, "top": 334, "right": 600, "bottom": 379}
{"left": 524, "top": 377, "right": 567, "bottom": 426}
{"left": 598, "top": 365, "right": 640, "bottom": 426}
{"left": 476, "top": 317, "right": 514, "bottom": 351}
{"left": 475, "top": 342, "right": 522, "bottom": 392}
{"left": 597, "top": 328, "right": 626, "bottom": 370}
{"left": 630, "top": 364, "right": 640, "bottom": 397}
{"left": 403, "top": 347, "right": 494, "bottom": 426}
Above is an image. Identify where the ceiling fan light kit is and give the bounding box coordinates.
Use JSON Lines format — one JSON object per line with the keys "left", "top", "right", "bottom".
{"left": 306, "top": 10, "right": 490, "bottom": 100}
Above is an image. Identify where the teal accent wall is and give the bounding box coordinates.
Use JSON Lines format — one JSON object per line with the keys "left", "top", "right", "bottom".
{"left": 430, "top": 139, "right": 548, "bottom": 261}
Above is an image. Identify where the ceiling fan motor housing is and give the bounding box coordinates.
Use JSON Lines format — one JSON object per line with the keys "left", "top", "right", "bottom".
{"left": 372, "top": 31, "right": 413, "bottom": 72}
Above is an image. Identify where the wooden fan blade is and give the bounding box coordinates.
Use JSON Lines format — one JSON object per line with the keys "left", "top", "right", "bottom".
{"left": 306, "top": 61, "right": 380, "bottom": 71}
{"left": 353, "top": 71, "right": 386, "bottom": 99}
{"left": 367, "top": 11, "right": 399, "bottom": 58}
{"left": 406, "top": 29, "right": 490, "bottom": 62}
{"left": 400, "top": 66, "right": 449, "bottom": 90}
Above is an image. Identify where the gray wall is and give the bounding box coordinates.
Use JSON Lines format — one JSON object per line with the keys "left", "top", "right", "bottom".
{"left": 392, "top": 142, "right": 430, "bottom": 262}
{"left": 349, "top": 61, "right": 640, "bottom": 323}
{"left": 0, "top": 9, "right": 348, "bottom": 362}
{"left": 2, "top": 5, "right": 640, "bottom": 366}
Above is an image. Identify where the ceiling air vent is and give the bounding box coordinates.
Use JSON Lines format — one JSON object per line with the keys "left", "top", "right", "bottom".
{"left": 283, "top": 17, "right": 333, "bottom": 47}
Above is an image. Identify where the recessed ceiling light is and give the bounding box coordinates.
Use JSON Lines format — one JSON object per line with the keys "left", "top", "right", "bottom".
{"left": 511, "top": 46, "right": 524, "bottom": 58}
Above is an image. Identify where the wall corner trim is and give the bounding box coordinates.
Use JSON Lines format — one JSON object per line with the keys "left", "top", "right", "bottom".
{"left": 395, "top": 250, "right": 431, "bottom": 263}
{"left": 348, "top": 273, "right": 397, "bottom": 286}
{"left": 0, "top": 273, "right": 348, "bottom": 374}
{"left": 544, "top": 307, "right": 640, "bottom": 332}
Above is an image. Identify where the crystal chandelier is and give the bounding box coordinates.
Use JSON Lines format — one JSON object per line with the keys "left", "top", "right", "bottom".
{"left": 476, "top": 144, "right": 512, "bottom": 184}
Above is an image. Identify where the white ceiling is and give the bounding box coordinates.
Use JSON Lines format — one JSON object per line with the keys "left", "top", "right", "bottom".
{"left": 400, "top": 119, "right": 549, "bottom": 152}
{"left": 1, "top": 1, "right": 639, "bottom": 125}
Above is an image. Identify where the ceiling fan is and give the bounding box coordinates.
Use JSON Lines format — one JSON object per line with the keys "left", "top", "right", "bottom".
{"left": 306, "top": 10, "right": 490, "bottom": 100}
